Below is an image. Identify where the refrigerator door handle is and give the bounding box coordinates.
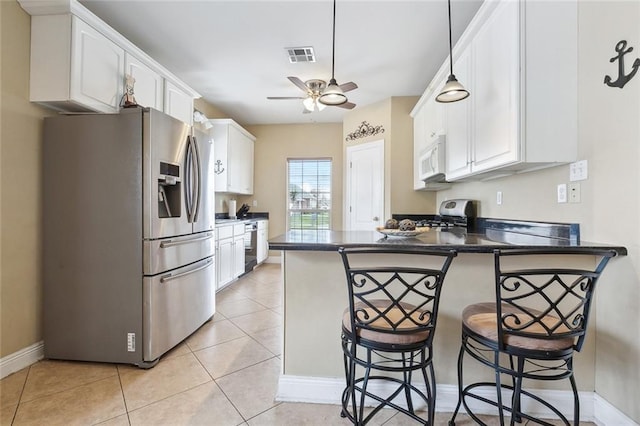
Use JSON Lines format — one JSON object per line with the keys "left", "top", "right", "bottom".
{"left": 159, "top": 232, "right": 213, "bottom": 248}
{"left": 160, "top": 258, "right": 213, "bottom": 283}
{"left": 184, "top": 135, "right": 194, "bottom": 222}
{"left": 191, "top": 136, "right": 202, "bottom": 223}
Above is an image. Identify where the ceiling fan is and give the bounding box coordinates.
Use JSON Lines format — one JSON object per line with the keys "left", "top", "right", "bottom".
{"left": 267, "top": 76, "right": 356, "bottom": 113}
{"left": 267, "top": 0, "right": 357, "bottom": 113}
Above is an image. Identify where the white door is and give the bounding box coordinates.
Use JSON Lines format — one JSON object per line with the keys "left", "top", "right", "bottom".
{"left": 346, "top": 140, "right": 384, "bottom": 231}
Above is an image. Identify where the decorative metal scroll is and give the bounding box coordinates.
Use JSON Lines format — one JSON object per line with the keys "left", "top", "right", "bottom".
{"left": 345, "top": 121, "right": 385, "bottom": 141}
{"left": 604, "top": 40, "right": 640, "bottom": 89}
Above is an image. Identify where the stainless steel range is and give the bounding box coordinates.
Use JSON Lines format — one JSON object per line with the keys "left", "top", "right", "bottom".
{"left": 393, "top": 199, "right": 477, "bottom": 231}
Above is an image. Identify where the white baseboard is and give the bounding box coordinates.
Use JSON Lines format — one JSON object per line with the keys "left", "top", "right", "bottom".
{"left": 277, "top": 375, "right": 637, "bottom": 425}
{"left": 264, "top": 255, "right": 280, "bottom": 264}
{"left": 0, "top": 341, "right": 44, "bottom": 379}
{"left": 594, "top": 394, "right": 639, "bottom": 426}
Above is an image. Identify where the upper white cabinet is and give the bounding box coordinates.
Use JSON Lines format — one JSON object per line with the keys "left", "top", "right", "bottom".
{"left": 444, "top": 49, "right": 473, "bottom": 181}
{"left": 211, "top": 119, "right": 256, "bottom": 195}
{"left": 30, "top": 15, "right": 124, "bottom": 113}
{"left": 410, "top": 69, "right": 447, "bottom": 190}
{"left": 416, "top": 0, "right": 578, "bottom": 184}
{"left": 164, "top": 81, "right": 194, "bottom": 126}
{"left": 124, "top": 53, "right": 163, "bottom": 111}
{"left": 20, "top": 0, "right": 200, "bottom": 123}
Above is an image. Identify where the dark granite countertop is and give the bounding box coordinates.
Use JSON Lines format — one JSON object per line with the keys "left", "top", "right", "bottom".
{"left": 268, "top": 226, "right": 627, "bottom": 255}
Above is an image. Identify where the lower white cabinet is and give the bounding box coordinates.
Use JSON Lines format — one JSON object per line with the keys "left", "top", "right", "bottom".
{"left": 215, "top": 223, "right": 245, "bottom": 291}
{"left": 256, "top": 220, "right": 269, "bottom": 264}
{"left": 233, "top": 233, "right": 245, "bottom": 278}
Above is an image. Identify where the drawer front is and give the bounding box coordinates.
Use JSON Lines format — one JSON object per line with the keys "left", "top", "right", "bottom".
{"left": 217, "top": 225, "right": 233, "bottom": 240}
{"left": 233, "top": 223, "right": 245, "bottom": 235}
{"left": 143, "top": 256, "right": 214, "bottom": 361}
{"left": 144, "top": 231, "right": 214, "bottom": 275}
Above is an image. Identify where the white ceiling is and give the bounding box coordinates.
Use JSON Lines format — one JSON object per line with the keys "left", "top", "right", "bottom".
{"left": 79, "top": 0, "right": 483, "bottom": 125}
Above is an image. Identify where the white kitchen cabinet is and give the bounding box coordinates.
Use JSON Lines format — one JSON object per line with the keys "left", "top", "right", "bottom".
{"left": 444, "top": 49, "right": 473, "bottom": 181}
{"left": 470, "top": 0, "right": 519, "bottom": 174}
{"left": 20, "top": 0, "right": 200, "bottom": 118}
{"left": 164, "top": 81, "right": 194, "bottom": 126}
{"left": 29, "top": 15, "right": 124, "bottom": 113}
{"left": 215, "top": 223, "right": 246, "bottom": 291}
{"left": 124, "top": 53, "right": 163, "bottom": 110}
{"left": 233, "top": 233, "right": 245, "bottom": 278}
{"left": 420, "top": 0, "right": 577, "bottom": 183}
{"left": 256, "top": 220, "right": 269, "bottom": 264}
{"left": 211, "top": 119, "right": 256, "bottom": 195}
{"left": 216, "top": 236, "right": 234, "bottom": 290}
{"left": 411, "top": 68, "right": 447, "bottom": 191}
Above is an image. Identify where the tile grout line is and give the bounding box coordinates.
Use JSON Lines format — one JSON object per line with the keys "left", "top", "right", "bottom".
{"left": 114, "top": 365, "right": 132, "bottom": 426}
{"left": 8, "top": 364, "right": 31, "bottom": 425}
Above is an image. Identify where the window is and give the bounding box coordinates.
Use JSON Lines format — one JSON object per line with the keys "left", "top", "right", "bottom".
{"left": 287, "top": 159, "right": 332, "bottom": 230}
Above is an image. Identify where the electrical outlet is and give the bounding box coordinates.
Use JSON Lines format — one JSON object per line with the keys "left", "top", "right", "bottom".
{"left": 496, "top": 191, "right": 503, "bottom": 205}
{"left": 557, "top": 184, "right": 567, "bottom": 203}
{"left": 253, "top": 200, "right": 258, "bottom": 207}
{"left": 569, "top": 183, "right": 581, "bottom": 203}
{"left": 569, "top": 160, "right": 588, "bottom": 181}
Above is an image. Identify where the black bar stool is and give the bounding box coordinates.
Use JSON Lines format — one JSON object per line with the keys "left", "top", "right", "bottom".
{"left": 449, "top": 248, "right": 616, "bottom": 426}
{"left": 338, "top": 247, "right": 457, "bottom": 425}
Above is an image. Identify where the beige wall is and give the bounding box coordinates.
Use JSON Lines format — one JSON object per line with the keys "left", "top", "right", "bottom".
{"left": 1, "top": 1, "right": 52, "bottom": 357}
{"left": 193, "top": 98, "right": 229, "bottom": 121}
{"left": 435, "top": 1, "right": 640, "bottom": 421}
{"left": 342, "top": 96, "right": 437, "bottom": 222}
{"left": 240, "top": 123, "right": 344, "bottom": 241}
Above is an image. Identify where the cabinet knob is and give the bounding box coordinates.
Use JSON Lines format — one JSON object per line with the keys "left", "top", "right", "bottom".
{"left": 373, "top": 216, "right": 379, "bottom": 221}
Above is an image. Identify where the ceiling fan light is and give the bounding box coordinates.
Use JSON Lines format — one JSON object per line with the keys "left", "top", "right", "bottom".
{"left": 436, "top": 74, "right": 470, "bottom": 103}
{"left": 302, "top": 97, "right": 315, "bottom": 112}
{"left": 319, "top": 80, "right": 347, "bottom": 106}
{"left": 316, "top": 100, "right": 327, "bottom": 111}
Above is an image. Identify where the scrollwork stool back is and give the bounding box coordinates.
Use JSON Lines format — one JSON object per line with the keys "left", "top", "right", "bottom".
{"left": 449, "top": 248, "right": 616, "bottom": 426}
{"left": 338, "top": 247, "right": 457, "bottom": 425}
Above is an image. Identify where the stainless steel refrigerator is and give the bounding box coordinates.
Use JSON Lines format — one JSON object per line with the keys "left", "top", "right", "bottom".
{"left": 43, "top": 107, "right": 215, "bottom": 367}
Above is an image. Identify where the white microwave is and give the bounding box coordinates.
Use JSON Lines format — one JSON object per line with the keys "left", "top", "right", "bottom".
{"left": 418, "top": 136, "right": 447, "bottom": 182}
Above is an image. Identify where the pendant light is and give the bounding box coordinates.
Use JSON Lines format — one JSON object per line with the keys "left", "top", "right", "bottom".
{"left": 319, "top": 0, "right": 348, "bottom": 106}
{"left": 436, "top": 0, "right": 470, "bottom": 103}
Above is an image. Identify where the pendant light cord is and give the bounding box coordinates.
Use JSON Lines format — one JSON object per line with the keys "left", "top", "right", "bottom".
{"left": 331, "top": 0, "right": 337, "bottom": 80}
{"left": 447, "top": 0, "right": 454, "bottom": 76}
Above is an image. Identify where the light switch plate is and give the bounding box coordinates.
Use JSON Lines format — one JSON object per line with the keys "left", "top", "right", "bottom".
{"left": 557, "top": 184, "right": 567, "bottom": 203}
{"left": 569, "top": 160, "right": 588, "bottom": 181}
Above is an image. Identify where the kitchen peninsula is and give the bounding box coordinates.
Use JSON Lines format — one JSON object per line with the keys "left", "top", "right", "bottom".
{"left": 269, "top": 220, "right": 626, "bottom": 412}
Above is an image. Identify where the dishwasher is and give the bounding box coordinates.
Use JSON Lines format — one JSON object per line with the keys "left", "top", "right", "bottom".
{"left": 243, "top": 221, "right": 258, "bottom": 274}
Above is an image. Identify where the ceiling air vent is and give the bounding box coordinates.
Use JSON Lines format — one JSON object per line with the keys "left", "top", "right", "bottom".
{"left": 286, "top": 47, "right": 316, "bottom": 63}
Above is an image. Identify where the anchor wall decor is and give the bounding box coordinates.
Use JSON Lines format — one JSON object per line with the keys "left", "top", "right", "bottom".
{"left": 604, "top": 40, "right": 640, "bottom": 89}
{"left": 345, "top": 121, "right": 385, "bottom": 141}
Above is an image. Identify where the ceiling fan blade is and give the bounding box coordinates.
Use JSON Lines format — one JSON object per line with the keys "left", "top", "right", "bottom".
{"left": 287, "top": 76, "right": 310, "bottom": 93}
{"left": 339, "top": 82, "right": 358, "bottom": 93}
{"left": 267, "top": 96, "right": 306, "bottom": 100}
{"left": 336, "top": 101, "right": 356, "bottom": 110}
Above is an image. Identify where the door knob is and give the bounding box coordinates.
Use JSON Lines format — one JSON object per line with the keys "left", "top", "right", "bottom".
{"left": 373, "top": 216, "right": 379, "bottom": 221}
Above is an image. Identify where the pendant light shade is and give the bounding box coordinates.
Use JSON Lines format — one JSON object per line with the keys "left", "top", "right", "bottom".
{"left": 436, "top": 0, "right": 469, "bottom": 103}
{"left": 320, "top": 78, "right": 347, "bottom": 106}
{"left": 319, "top": 0, "right": 349, "bottom": 106}
{"left": 436, "top": 74, "right": 469, "bottom": 103}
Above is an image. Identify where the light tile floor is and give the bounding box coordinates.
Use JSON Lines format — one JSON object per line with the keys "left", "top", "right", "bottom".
{"left": 0, "top": 263, "right": 594, "bottom": 426}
